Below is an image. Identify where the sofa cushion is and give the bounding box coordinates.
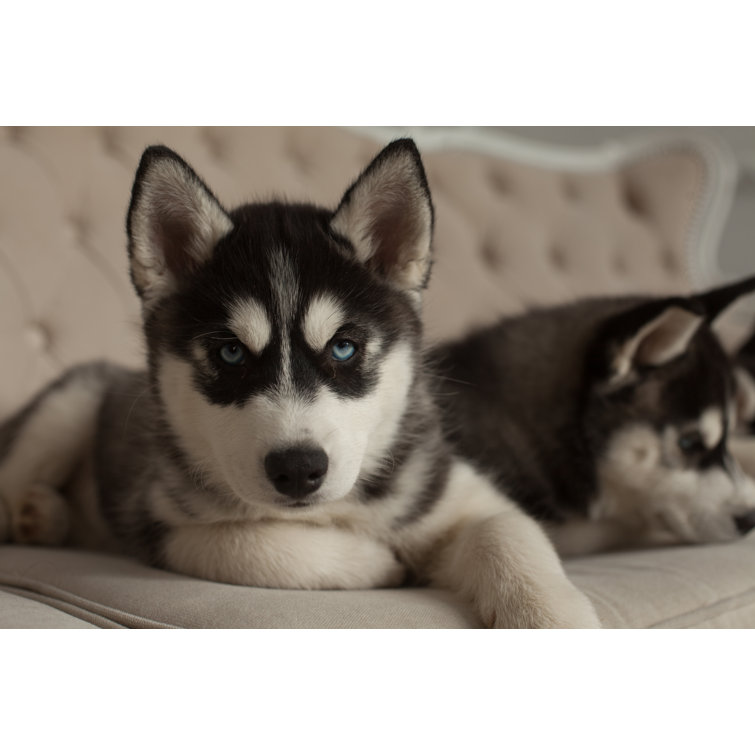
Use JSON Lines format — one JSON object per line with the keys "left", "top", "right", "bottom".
{"left": 0, "top": 587, "right": 98, "bottom": 628}
{"left": 2, "top": 535, "right": 754, "bottom": 629}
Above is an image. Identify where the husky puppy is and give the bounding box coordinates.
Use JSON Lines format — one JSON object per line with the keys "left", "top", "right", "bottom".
{"left": 433, "top": 278, "right": 755, "bottom": 557}
{"left": 0, "top": 140, "right": 600, "bottom": 628}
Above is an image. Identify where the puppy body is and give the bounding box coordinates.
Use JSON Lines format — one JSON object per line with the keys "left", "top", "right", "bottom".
{"left": 433, "top": 285, "right": 755, "bottom": 556}
{"left": 0, "top": 141, "right": 599, "bottom": 628}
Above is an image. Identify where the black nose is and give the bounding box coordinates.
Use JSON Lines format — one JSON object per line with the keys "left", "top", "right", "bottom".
{"left": 734, "top": 510, "right": 755, "bottom": 535}
{"left": 264, "top": 446, "right": 329, "bottom": 499}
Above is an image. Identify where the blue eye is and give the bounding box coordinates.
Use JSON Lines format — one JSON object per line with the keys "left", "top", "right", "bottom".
{"left": 331, "top": 339, "right": 356, "bottom": 362}
{"left": 219, "top": 342, "right": 246, "bottom": 366}
{"left": 678, "top": 431, "right": 704, "bottom": 454}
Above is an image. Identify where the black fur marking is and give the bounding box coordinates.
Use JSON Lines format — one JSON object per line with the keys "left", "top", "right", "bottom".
{"left": 356, "top": 410, "right": 426, "bottom": 502}
{"left": 144, "top": 203, "right": 420, "bottom": 408}
{"left": 137, "top": 519, "right": 170, "bottom": 569}
{"left": 698, "top": 441, "right": 727, "bottom": 471}
{"left": 355, "top": 347, "right": 439, "bottom": 504}
{"left": 393, "top": 449, "right": 452, "bottom": 528}
{"left": 694, "top": 274, "right": 755, "bottom": 322}
{"left": 657, "top": 333, "right": 733, "bottom": 422}
{"left": 433, "top": 294, "right": 741, "bottom": 522}
{"left": 735, "top": 509, "right": 755, "bottom": 535}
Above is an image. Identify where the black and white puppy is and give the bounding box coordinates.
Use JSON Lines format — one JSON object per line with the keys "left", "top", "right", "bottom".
{"left": 0, "top": 140, "right": 600, "bottom": 628}
{"left": 433, "top": 278, "right": 755, "bottom": 556}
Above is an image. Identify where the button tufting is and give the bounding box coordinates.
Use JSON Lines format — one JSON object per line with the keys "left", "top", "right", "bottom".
{"left": 69, "top": 213, "right": 89, "bottom": 245}
{"left": 562, "top": 176, "right": 579, "bottom": 200}
{"left": 481, "top": 241, "right": 504, "bottom": 270}
{"left": 286, "top": 135, "right": 312, "bottom": 176}
{"left": 201, "top": 128, "right": 227, "bottom": 161}
{"left": 99, "top": 127, "right": 119, "bottom": 157}
{"left": 26, "top": 322, "right": 52, "bottom": 351}
{"left": 549, "top": 246, "right": 568, "bottom": 271}
{"left": 622, "top": 182, "right": 645, "bottom": 216}
{"left": 660, "top": 251, "right": 678, "bottom": 273}
{"left": 6, "top": 126, "right": 27, "bottom": 143}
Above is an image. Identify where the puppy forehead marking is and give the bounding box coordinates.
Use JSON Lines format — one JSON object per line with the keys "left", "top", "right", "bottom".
{"left": 228, "top": 298, "right": 272, "bottom": 354}
{"left": 699, "top": 407, "right": 724, "bottom": 449}
{"left": 302, "top": 294, "right": 346, "bottom": 351}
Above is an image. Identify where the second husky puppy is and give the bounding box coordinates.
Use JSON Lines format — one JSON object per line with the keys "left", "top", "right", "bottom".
{"left": 0, "top": 139, "right": 599, "bottom": 628}
{"left": 433, "top": 279, "right": 755, "bottom": 556}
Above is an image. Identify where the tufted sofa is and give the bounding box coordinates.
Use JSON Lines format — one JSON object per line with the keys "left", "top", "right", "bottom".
{"left": 2, "top": 126, "right": 755, "bottom": 628}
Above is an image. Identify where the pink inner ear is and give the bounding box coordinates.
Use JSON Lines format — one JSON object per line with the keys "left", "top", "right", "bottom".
{"left": 153, "top": 211, "right": 200, "bottom": 280}
{"left": 367, "top": 193, "right": 423, "bottom": 278}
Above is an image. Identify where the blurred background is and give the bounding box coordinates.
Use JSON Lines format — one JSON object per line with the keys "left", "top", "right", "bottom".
{"left": 491, "top": 127, "right": 755, "bottom": 281}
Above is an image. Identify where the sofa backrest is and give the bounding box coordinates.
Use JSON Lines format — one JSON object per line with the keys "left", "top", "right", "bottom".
{"left": 0, "top": 126, "right": 736, "bottom": 413}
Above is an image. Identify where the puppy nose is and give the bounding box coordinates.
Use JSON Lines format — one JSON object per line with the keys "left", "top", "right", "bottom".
{"left": 734, "top": 510, "right": 755, "bottom": 535}
{"left": 264, "top": 446, "right": 329, "bottom": 498}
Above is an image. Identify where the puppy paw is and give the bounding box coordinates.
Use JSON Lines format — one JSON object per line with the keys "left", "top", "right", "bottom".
{"left": 538, "top": 585, "right": 602, "bottom": 629}
{"left": 12, "top": 484, "right": 70, "bottom": 545}
{"left": 487, "top": 581, "right": 602, "bottom": 629}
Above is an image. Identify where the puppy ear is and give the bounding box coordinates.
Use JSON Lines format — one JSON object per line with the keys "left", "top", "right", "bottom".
{"left": 694, "top": 274, "right": 755, "bottom": 322}
{"left": 127, "top": 145, "right": 233, "bottom": 308}
{"left": 595, "top": 299, "right": 704, "bottom": 388}
{"left": 331, "top": 139, "right": 434, "bottom": 295}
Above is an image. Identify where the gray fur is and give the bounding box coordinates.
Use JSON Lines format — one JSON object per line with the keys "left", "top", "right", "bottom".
{"left": 433, "top": 286, "right": 755, "bottom": 544}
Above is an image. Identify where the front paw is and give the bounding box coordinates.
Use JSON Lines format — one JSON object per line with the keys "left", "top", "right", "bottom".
{"left": 528, "top": 584, "right": 602, "bottom": 629}
{"left": 484, "top": 581, "right": 601, "bottom": 629}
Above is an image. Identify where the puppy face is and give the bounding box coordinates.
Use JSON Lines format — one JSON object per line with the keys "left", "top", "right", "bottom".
{"left": 152, "top": 239, "right": 419, "bottom": 509}
{"left": 590, "top": 321, "right": 755, "bottom": 543}
{"left": 127, "top": 141, "right": 434, "bottom": 514}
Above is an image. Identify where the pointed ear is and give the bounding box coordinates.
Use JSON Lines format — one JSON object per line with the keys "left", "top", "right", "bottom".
{"left": 331, "top": 139, "right": 434, "bottom": 295}
{"left": 694, "top": 274, "right": 755, "bottom": 322}
{"left": 597, "top": 299, "right": 704, "bottom": 388}
{"left": 126, "top": 145, "right": 233, "bottom": 308}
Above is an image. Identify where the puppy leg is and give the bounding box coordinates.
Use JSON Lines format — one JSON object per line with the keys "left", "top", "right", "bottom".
{"left": 433, "top": 512, "right": 600, "bottom": 628}
{"left": 411, "top": 462, "right": 601, "bottom": 628}
{"left": 0, "top": 363, "right": 107, "bottom": 543}
{"left": 164, "top": 521, "right": 406, "bottom": 590}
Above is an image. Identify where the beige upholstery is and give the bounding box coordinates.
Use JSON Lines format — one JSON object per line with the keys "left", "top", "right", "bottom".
{"left": 0, "top": 126, "right": 727, "bottom": 411}
{"left": 2, "top": 538, "right": 755, "bottom": 628}
{"left": 1, "top": 126, "right": 753, "bottom": 629}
